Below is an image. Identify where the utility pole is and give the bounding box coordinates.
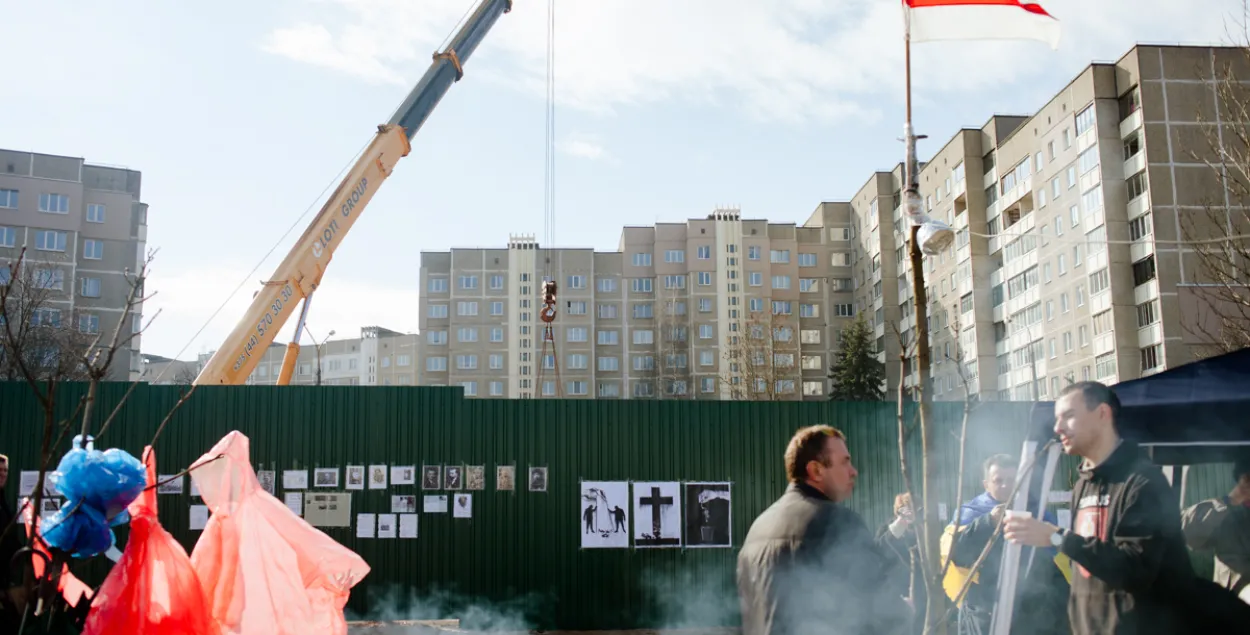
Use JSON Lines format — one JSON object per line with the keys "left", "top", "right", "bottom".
{"left": 314, "top": 329, "right": 335, "bottom": 386}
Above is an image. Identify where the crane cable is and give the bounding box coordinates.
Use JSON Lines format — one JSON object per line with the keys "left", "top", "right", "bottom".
{"left": 536, "top": 0, "right": 562, "bottom": 398}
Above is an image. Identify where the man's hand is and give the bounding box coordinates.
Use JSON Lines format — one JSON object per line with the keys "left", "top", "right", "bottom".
{"left": 989, "top": 503, "right": 1006, "bottom": 524}
{"left": 1003, "top": 514, "right": 1060, "bottom": 547}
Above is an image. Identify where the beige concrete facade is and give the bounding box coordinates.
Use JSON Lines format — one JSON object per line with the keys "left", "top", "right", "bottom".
{"left": 418, "top": 212, "right": 859, "bottom": 400}
{"left": 0, "top": 148, "right": 148, "bottom": 380}
{"left": 882, "top": 44, "right": 1247, "bottom": 401}
{"left": 413, "top": 43, "right": 1242, "bottom": 402}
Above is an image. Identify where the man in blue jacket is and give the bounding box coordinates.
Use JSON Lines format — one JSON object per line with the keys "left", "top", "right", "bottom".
{"left": 943, "top": 453, "right": 1070, "bottom": 635}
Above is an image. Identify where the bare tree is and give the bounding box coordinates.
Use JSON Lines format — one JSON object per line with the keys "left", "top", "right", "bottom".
{"left": 653, "top": 283, "right": 694, "bottom": 399}
{"left": 720, "top": 310, "right": 801, "bottom": 400}
{"left": 0, "top": 247, "right": 197, "bottom": 631}
{"left": 1179, "top": 27, "right": 1250, "bottom": 357}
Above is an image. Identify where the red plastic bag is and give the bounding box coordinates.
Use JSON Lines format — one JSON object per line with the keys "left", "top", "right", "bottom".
{"left": 84, "top": 446, "right": 218, "bottom": 635}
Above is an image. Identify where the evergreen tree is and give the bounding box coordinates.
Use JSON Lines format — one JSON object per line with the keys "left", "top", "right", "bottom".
{"left": 828, "top": 313, "right": 886, "bottom": 401}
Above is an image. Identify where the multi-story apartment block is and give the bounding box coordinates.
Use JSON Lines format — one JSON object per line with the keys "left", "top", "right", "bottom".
{"left": 418, "top": 44, "right": 1243, "bottom": 402}
{"left": 0, "top": 149, "right": 148, "bottom": 380}
{"left": 214, "top": 326, "right": 419, "bottom": 386}
{"left": 856, "top": 44, "right": 1245, "bottom": 402}
{"left": 418, "top": 219, "right": 859, "bottom": 399}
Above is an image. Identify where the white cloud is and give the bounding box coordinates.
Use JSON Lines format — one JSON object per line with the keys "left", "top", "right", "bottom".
{"left": 558, "top": 133, "right": 608, "bottom": 160}
{"left": 262, "top": 0, "right": 1245, "bottom": 125}
{"left": 143, "top": 266, "right": 420, "bottom": 361}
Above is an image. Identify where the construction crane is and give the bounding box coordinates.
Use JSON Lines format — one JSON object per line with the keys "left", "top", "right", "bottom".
{"left": 194, "top": 0, "right": 513, "bottom": 386}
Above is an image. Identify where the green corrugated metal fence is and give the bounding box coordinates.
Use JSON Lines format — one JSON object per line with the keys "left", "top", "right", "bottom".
{"left": 0, "top": 382, "right": 1184, "bottom": 629}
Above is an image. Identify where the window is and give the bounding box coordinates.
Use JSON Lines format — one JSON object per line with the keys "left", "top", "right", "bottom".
{"left": 1061, "top": 292, "right": 1070, "bottom": 313}
{"left": 1058, "top": 254, "right": 1067, "bottom": 275}
{"left": 632, "top": 330, "right": 654, "bottom": 345}
{"left": 567, "top": 327, "right": 588, "bottom": 342}
{"left": 597, "top": 330, "right": 619, "bottom": 345}
{"left": 1089, "top": 268, "right": 1111, "bottom": 295}
{"left": 491, "top": 301, "right": 504, "bottom": 316}
{"left": 834, "top": 303, "right": 854, "bottom": 317}
{"left": 1079, "top": 325, "right": 1089, "bottom": 347}
{"left": 490, "top": 381, "right": 504, "bottom": 396}
{"left": 80, "top": 276, "right": 101, "bottom": 297}
{"left": 1051, "top": 178, "right": 1061, "bottom": 199}
{"left": 1063, "top": 331, "right": 1073, "bottom": 353}
{"left": 428, "top": 277, "right": 448, "bottom": 292}
{"left": 798, "top": 253, "right": 817, "bottom": 267}
{"left": 567, "top": 301, "right": 588, "bottom": 315}
{"left": 1137, "top": 300, "right": 1158, "bottom": 327}
{"left": 426, "top": 357, "right": 448, "bottom": 372}
{"left": 457, "top": 327, "right": 478, "bottom": 342}
{"left": 598, "top": 356, "right": 619, "bottom": 372}
{"left": 459, "top": 275, "right": 478, "bottom": 289}
{"left": 1129, "top": 213, "right": 1152, "bottom": 240}
{"left": 632, "top": 252, "right": 652, "bottom": 266}
{"left": 567, "top": 354, "right": 588, "bottom": 370}
{"left": 83, "top": 239, "right": 103, "bottom": 260}
{"left": 1070, "top": 205, "right": 1080, "bottom": 228}
{"left": 34, "top": 268, "right": 63, "bottom": 290}
{"left": 1126, "top": 171, "right": 1149, "bottom": 200}
{"left": 490, "top": 327, "right": 504, "bottom": 342}
{"left": 748, "top": 245, "right": 761, "bottom": 260}
{"left": 770, "top": 249, "right": 790, "bottom": 264}
{"left": 1132, "top": 256, "right": 1156, "bottom": 286}
{"left": 0, "top": 189, "right": 17, "bottom": 208}
{"left": 771, "top": 275, "right": 791, "bottom": 289}
{"left": 38, "top": 193, "right": 69, "bottom": 214}
{"left": 78, "top": 313, "right": 99, "bottom": 334}
{"left": 597, "top": 277, "right": 617, "bottom": 293}
{"left": 633, "top": 303, "right": 653, "bottom": 319}
{"left": 86, "top": 204, "right": 105, "bottom": 223}
{"left": 456, "top": 301, "right": 478, "bottom": 316}
{"left": 664, "top": 249, "right": 685, "bottom": 263}
{"left": 489, "top": 274, "right": 504, "bottom": 289}
{"left": 568, "top": 275, "right": 586, "bottom": 289}
{"left": 663, "top": 275, "right": 686, "bottom": 289}
{"left": 427, "top": 331, "right": 447, "bottom": 345}
{"left": 35, "top": 230, "right": 66, "bottom": 252}
{"left": 1140, "top": 344, "right": 1162, "bottom": 372}
{"left": 1078, "top": 146, "right": 1100, "bottom": 174}
{"left": 631, "top": 278, "right": 653, "bottom": 293}
{"left": 1075, "top": 104, "right": 1096, "bottom": 136}
{"left": 697, "top": 245, "right": 711, "bottom": 260}
{"left": 0, "top": 226, "right": 14, "bottom": 248}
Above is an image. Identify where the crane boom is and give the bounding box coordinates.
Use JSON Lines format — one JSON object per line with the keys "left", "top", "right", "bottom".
{"left": 194, "top": 0, "right": 513, "bottom": 386}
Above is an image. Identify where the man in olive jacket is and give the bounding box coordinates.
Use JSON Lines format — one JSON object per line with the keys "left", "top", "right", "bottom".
{"left": 737, "top": 425, "right": 911, "bottom": 635}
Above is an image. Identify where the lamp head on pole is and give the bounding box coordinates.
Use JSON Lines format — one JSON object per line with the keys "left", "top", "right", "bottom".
{"left": 904, "top": 190, "right": 956, "bottom": 256}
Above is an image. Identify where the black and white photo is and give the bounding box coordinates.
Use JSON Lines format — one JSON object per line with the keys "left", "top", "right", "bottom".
{"left": 346, "top": 465, "right": 365, "bottom": 490}
{"left": 632, "top": 481, "right": 682, "bottom": 548}
{"left": 368, "top": 464, "right": 388, "bottom": 490}
{"left": 684, "top": 482, "right": 732, "bottom": 547}
{"left": 465, "top": 465, "right": 485, "bottom": 490}
{"left": 580, "top": 481, "right": 629, "bottom": 549}
{"left": 391, "top": 465, "right": 416, "bottom": 486}
{"left": 392, "top": 495, "right": 416, "bottom": 514}
{"left": 157, "top": 474, "right": 184, "bottom": 495}
{"left": 528, "top": 466, "right": 548, "bottom": 492}
{"left": 444, "top": 465, "right": 463, "bottom": 490}
{"left": 496, "top": 465, "right": 515, "bottom": 491}
{"left": 257, "top": 470, "right": 276, "bottom": 495}
{"left": 314, "top": 467, "right": 339, "bottom": 488}
{"left": 422, "top": 465, "right": 442, "bottom": 490}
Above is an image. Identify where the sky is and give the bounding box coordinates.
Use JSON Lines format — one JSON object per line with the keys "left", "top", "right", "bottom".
{"left": 1, "top": 0, "right": 1245, "bottom": 362}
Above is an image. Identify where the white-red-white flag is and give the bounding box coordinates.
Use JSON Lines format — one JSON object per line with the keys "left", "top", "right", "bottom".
{"left": 903, "top": 0, "right": 1061, "bottom": 49}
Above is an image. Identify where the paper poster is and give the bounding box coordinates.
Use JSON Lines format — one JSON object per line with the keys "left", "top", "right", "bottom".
{"left": 466, "top": 466, "right": 485, "bottom": 490}
{"left": 190, "top": 505, "right": 209, "bottom": 530}
{"left": 190, "top": 478, "right": 201, "bottom": 498}
{"left": 157, "top": 475, "right": 184, "bottom": 495}
{"left": 283, "top": 470, "right": 308, "bottom": 490}
{"left": 632, "top": 481, "right": 682, "bottom": 548}
{"left": 257, "top": 470, "right": 276, "bottom": 495}
{"left": 528, "top": 467, "right": 548, "bottom": 492}
{"left": 453, "top": 493, "right": 472, "bottom": 519}
{"left": 304, "top": 492, "right": 352, "bottom": 527}
{"left": 581, "top": 481, "right": 630, "bottom": 549}
{"left": 314, "top": 468, "right": 339, "bottom": 488}
{"left": 377, "top": 513, "right": 398, "bottom": 538}
{"left": 19, "top": 471, "right": 38, "bottom": 497}
{"left": 422, "top": 465, "right": 442, "bottom": 490}
{"left": 423, "top": 495, "right": 447, "bottom": 513}
{"left": 368, "top": 465, "right": 388, "bottom": 490}
{"left": 684, "top": 482, "right": 732, "bottom": 548}
{"left": 938, "top": 502, "right": 949, "bottom": 521}
{"left": 399, "top": 513, "right": 419, "bottom": 538}
{"left": 496, "top": 465, "right": 515, "bottom": 491}
{"left": 356, "top": 513, "right": 376, "bottom": 538}
{"left": 391, "top": 465, "right": 416, "bottom": 486}
{"left": 40, "top": 498, "right": 61, "bottom": 521}
{"left": 392, "top": 495, "right": 416, "bottom": 514}
{"left": 444, "top": 465, "right": 463, "bottom": 490}
{"left": 346, "top": 465, "right": 365, "bottom": 490}
{"left": 284, "top": 492, "right": 303, "bottom": 516}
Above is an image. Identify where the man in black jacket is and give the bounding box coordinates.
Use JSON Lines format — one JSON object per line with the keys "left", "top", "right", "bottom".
{"left": 737, "top": 424, "right": 910, "bottom": 635}
{"left": 1004, "top": 381, "right": 1195, "bottom": 635}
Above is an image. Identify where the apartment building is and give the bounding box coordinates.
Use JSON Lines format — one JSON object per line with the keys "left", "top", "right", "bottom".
{"left": 852, "top": 44, "right": 1244, "bottom": 401}
{"left": 0, "top": 149, "right": 149, "bottom": 380}
{"left": 417, "top": 220, "right": 860, "bottom": 399}
{"left": 217, "top": 326, "right": 420, "bottom": 386}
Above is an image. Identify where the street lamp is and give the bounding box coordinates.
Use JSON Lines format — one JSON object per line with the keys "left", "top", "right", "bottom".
{"left": 314, "top": 329, "right": 335, "bottom": 386}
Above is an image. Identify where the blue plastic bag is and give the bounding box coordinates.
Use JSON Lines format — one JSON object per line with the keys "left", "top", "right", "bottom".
{"left": 42, "top": 435, "right": 145, "bottom": 558}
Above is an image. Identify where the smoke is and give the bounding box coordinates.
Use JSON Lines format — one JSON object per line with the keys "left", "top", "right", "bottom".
{"left": 640, "top": 567, "right": 741, "bottom": 630}
{"left": 348, "top": 584, "right": 551, "bottom": 632}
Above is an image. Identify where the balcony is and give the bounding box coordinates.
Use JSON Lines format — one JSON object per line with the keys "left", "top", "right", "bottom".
{"left": 1134, "top": 278, "right": 1160, "bottom": 306}
{"left": 1129, "top": 238, "right": 1155, "bottom": 263}
{"left": 1119, "top": 109, "right": 1143, "bottom": 139}
{"left": 1137, "top": 323, "right": 1162, "bottom": 349}
{"left": 1123, "top": 151, "right": 1147, "bottom": 183}
{"left": 1127, "top": 191, "right": 1151, "bottom": 219}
